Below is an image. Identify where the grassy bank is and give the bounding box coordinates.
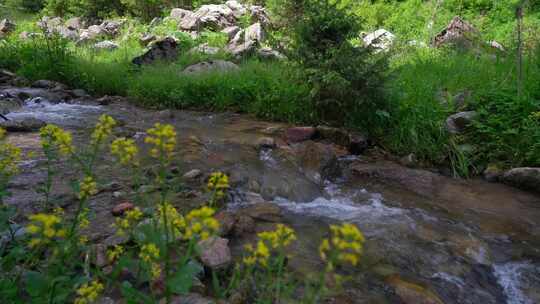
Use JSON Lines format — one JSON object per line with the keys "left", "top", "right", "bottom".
{"left": 0, "top": 9, "right": 539, "bottom": 177}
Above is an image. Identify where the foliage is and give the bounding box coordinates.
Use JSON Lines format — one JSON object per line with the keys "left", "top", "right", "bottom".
{"left": 287, "top": 0, "right": 387, "bottom": 129}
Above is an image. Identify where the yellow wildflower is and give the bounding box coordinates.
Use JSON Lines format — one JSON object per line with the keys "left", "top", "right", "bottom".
{"left": 144, "top": 123, "right": 177, "bottom": 160}
{"left": 207, "top": 172, "right": 229, "bottom": 199}
{"left": 26, "top": 213, "right": 65, "bottom": 247}
{"left": 258, "top": 224, "right": 296, "bottom": 249}
{"left": 113, "top": 207, "right": 143, "bottom": 236}
{"left": 0, "top": 142, "right": 22, "bottom": 177}
{"left": 140, "top": 243, "right": 160, "bottom": 263}
{"left": 150, "top": 262, "right": 161, "bottom": 280}
{"left": 39, "top": 124, "right": 74, "bottom": 156}
{"left": 184, "top": 206, "right": 219, "bottom": 241}
{"left": 110, "top": 137, "right": 139, "bottom": 166}
{"left": 157, "top": 203, "right": 185, "bottom": 239}
{"left": 107, "top": 245, "right": 124, "bottom": 262}
{"left": 244, "top": 240, "right": 271, "bottom": 267}
{"left": 79, "top": 235, "right": 88, "bottom": 245}
{"left": 91, "top": 114, "right": 116, "bottom": 145}
{"left": 78, "top": 176, "right": 98, "bottom": 200}
{"left": 319, "top": 223, "right": 365, "bottom": 267}
{"left": 74, "top": 280, "right": 104, "bottom": 304}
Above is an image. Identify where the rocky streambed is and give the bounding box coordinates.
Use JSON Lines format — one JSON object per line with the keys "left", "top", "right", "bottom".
{"left": 1, "top": 74, "right": 540, "bottom": 304}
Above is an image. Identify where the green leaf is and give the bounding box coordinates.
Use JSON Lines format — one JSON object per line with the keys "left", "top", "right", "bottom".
{"left": 121, "top": 281, "right": 154, "bottom": 304}
{"left": 25, "top": 271, "right": 49, "bottom": 298}
{"left": 167, "top": 261, "right": 204, "bottom": 295}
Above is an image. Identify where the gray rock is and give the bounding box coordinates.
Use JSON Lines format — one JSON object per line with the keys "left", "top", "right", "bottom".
{"left": 502, "top": 167, "right": 540, "bottom": 192}
{"left": 78, "top": 25, "right": 104, "bottom": 43}
{"left": 132, "top": 37, "right": 178, "bottom": 65}
{"left": 0, "top": 19, "right": 16, "bottom": 38}
{"left": 297, "top": 141, "right": 340, "bottom": 184}
{"left": 19, "top": 31, "right": 41, "bottom": 40}
{"left": 0, "top": 98, "right": 23, "bottom": 114}
{"left": 197, "top": 237, "right": 232, "bottom": 269}
{"left": 0, "top": 118, "right": 46, "bottom": 132}
{"left": 179, "top": 4, "right": 236, "bottom": 31}
{"left": 183, "top": 169, "right": 202, "bottom": 180}
{"left": 65, "top": 17, "right": 84, "bottom": 30}
{"left": 94, "top": 40, "right": 119, "bottom": 50}
{"left": 445, "top": 111, "right": 477, "bottom": 134}
{"left": 170, "top": 8, "right": 194, "bottom": 22}
{"left": 100, "top": 20, "right": 122, "bottom": 36}
{"left": 37, "top": 16, "right": 62, "bottom": 32}
{"left": 244, "top": 22, "right": 265, "bottom": 42}
{"left": 258, "top": 47, "right": 286, "bottom": 60}
{"left": 221, "top": 26, "right": 241, "bottom": 41}
{"left": 489, "top": 40, "right": 505, "bottom": 52}
{"left": 363, "top": 29, "right": 395, "bottom": 51}
{"left": 248, "top": 5, "right": 271, "bottom": 26}
{"left": 183, "top": 60, "right": 239, "bottom": 74}
{"left": 227, "top": 38, "right": 258, "bottom": 58}
{"left": 225, "top": 0, "right": 247, "bottom": 18}
{"left": 71, "top": 89, "right": 89, "bottom": 98}
{"left": 139, "top": 33, "right": 156, "bottom": 46}
{"left": 188, "top": 43, "right": 220, "bottom": 55}
{"left": 32, "top": 79, "right": 62, "bottom": 89}
{"left": 399, "top": 153, "right": 418, "bottom": 167}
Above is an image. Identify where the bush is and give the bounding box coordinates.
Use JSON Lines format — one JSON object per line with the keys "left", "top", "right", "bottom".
{"left": 287, "top": 0, "right": 387, "bottom": 129}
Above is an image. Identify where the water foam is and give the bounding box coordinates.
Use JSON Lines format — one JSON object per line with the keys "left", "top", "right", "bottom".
{"left": 493, "top": 261, "right": 539, "bottom": 304}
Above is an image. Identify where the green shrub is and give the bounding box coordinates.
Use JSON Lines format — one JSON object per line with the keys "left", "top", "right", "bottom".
{"left": 287, "top": 0, "right": 387, "bottom": 129}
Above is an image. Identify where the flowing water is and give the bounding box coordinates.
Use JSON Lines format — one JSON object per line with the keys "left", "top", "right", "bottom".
{"left": 3, "top": 89, "right": 540, "bottom": 303}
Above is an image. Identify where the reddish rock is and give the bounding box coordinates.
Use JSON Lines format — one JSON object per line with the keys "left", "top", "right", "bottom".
{"left": 285, "top": 127, "right": 316, "bottom": 143}
{"left": 198, "top": 237, "right": 232, "bottom": 269}
{"left": 239, "top": 203, "right": 282, "bottom": 222}
{"left": 386, "top": 275, "right": 444, "bottom": 304}
{"left": 112, "top": 201, "right": 134, "bottom": 216}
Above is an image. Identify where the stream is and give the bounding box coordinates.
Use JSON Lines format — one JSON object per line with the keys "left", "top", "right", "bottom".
{"left": 2, "top": 87, "right": 540, "bottom": 304}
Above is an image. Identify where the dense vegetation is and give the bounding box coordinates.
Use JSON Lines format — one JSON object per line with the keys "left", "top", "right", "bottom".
{"left": 0, "top": 0, "right": 539, "bottom": 176}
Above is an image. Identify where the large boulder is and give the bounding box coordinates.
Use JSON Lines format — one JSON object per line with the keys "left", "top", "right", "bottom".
{"left": 78, "top": 25, "right": 105, "bottom": 43}
{"left": 257, "top": 47, "right": 286, "bottom": 60}
{"left": 445, "top": 111, "right": 477, "bottom": 134}
{"left": 434, "top": 16, "right": 479, "bottom": 50}
{"left": 100, "top": 20, "right": 122, "bottom": 37}
{"left": 296, "top": 141, "right": 340, "bottom": 184}
{"left": 363, "top": 29, "right": 395, "bottom": 52}
{"left": 0, "top": 19, "right": 16, "bottom": 38}
{"left": 57, "top": 25, "right": 79, "bottom": 40}
{"left": 222, "top": 26, "right": 241, "bottom": 41}
{"left": 179, "top": 4, "right": 236, "bottom": 31}
{"left": 132, "top": 37, "right": 178, "bottom": 65}
{"left": 183, "top": 60, "right": 239, "bottom": 74}
{"left": 249, "top": 5, "right": 271, "bottom": 26}
{"left": 502, "top": 168, "right": 540, "bottom": 192}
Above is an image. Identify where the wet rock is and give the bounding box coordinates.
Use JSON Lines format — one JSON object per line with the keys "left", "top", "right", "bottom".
{"left": 483, "top": 164, "right": 503, "bottom": 182}
{"left": 386, "top": 275, "right": 444, "bottom": 304}
{"left": 183, "top": 169, "right": 202, "bottom": 180}
{"left": 215, "top": 211, "right": 235, "bottom": 236}
{"left": 198, "top": 236, "right": 232, "bottom": 269}
{"left": 256, "top": 137, "right": 276, "bottom": 149}
{"left": 0, "top": 98, "right": 23, "bottom": 114}
{"left": 183, "top": 60, "right": 239, "bottom": 74}
{"left": 348, "top": 132, "right": 369, "bottom": 155}
{"left": 233, "top": 215, "right": 255, "bottom": 236}
{"left": 0, "top": 19, "right": 16, "bottom": 38}
{"left": 166, "top": 293, "right": 214, "bottom": 304}
{"left": 316, "top": 126, "right": 349, "bottom": 146}
{"left": 297, "top": 141, "right": 340, "bottom": 184}
{"left": 501, "top": 167, "right": 540, "bottom": 192}
{"left": 0, "top": 118, "right": 46, "bottom": 132}
{"left": 239, "top": 202, "right": 282, "bottom": 222}
{"left": 65, "top": 17, "right": 84, "bottom": 30}
{"left": 71, "top": 89, "right": 89, "bottom": 98}
{"left": 363, "top": 29, "right": 395, "bottom": 52}
{"left": 448, "top": 234, "right": 491, "bottom": 265}
{"left": 445, "top": 111, "right": 477, "bottom": 134}
{"left": 112, "top": 201, "right": 135, "bottom": 216}
{"left": 257, "top": 47, "right": 286, "bottom": 60}
{"left": 400, "top": 153, "right": 417, "bottom": 167}
{"left": 132, "top": 37, "right": 178, "bottom": 65}
{"left": 32, "top": 79, "right": 63, "bottom": 89}
{"left": 222, "top": 26, "right": 241, "bottom": 41}
{"left": 434, "top": 16, "right": 479, "bottom": 50}
{"left": 285, "top": 126, "right": 316, "bottom": 143}
{"left": 140, "top": 33, "right": 157, "bottom": 46}
{"left": 94, "top": 40, "right": 119, "bottom": 50}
